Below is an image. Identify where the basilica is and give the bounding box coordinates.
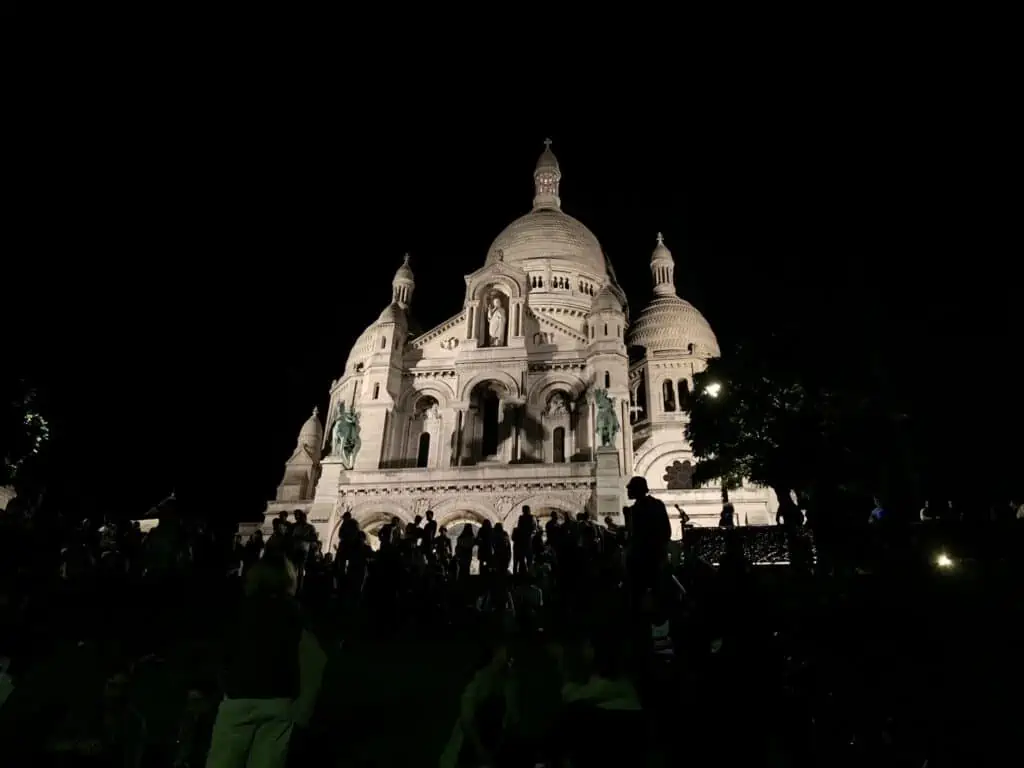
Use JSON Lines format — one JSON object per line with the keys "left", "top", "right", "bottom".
{"left": 267, "top": 141, "right": 776, "bottom": 549}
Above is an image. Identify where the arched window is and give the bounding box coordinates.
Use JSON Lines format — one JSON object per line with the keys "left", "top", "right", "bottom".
{"left": 662, "top": 380, "right": 676, "bottom": 412}
{"left": 552, "top": 426, "right": 565, "bottom": 463}
{"left": 677, "top": 379, "right": 690, "bottom": 408}
{"left": 372, "top": 383, "right": 380, "bottom": 400}
{"left": 416, "top": 432, "right": 430, "bottom": 468}
{"left": 380, "top": 336, "right": 387, "bottom": 349}
{"left": 604, "top": 371, "right": 611, "bottom": 389}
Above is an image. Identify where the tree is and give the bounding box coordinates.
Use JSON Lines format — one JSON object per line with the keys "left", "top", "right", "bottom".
{"left": 1, "top": 377, "right": 50, "bottom": 491}
{"left": 686, "top": 337, "right": 916, "bottom": 525}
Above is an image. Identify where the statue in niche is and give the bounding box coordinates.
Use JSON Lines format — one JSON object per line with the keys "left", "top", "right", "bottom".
{"left": 594, "top": 388, "right": 620, "bottom": 448}
{"left": 487, "top": 293, "right": 507, "bottom": 347}
{"left": 546, "top": 392, "right": 569, "bottom": 417}
{"left": 423, "top": 402, "right": 440, "bottom": 420}
{"left": 329, "top": 403, "right": 362, "bottom": 469}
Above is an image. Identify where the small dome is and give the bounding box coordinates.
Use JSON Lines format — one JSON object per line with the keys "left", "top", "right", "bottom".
{"left": 298, "top": 407, "right": 323, "bottom": 450}
{"left": 343, "top": 303, "right": 412, "bottom": 374}
{"left": 535, "top": 138, "right": 559, "bottom": 172}
{"left": 394, "top": 252, "right": 414, "bottom": 282}
{"left": 628, "top": 295, "right": 720, "bottom": 357}
{"left": 592, "top": 283, "right": 622, "bottom": 313}
{"left": 651, "top": 232, "right": 673, "bottom": 264}
{"left": 377, "top": 302, "right": 408, "bottom": 326}
{"left": 344, "top": 325, "right": 375, "bottom": 373}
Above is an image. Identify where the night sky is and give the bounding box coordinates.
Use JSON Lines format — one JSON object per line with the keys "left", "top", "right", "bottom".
{"left": 9, "top": 102, "right": 1015, "bottom": 518}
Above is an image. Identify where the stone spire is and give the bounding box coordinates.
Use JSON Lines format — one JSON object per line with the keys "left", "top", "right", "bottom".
{"left": 532, "top": 138, "right": 562, "bottom": 211}
{"left": 650, "top": 232, "right": 677, "bottom": 297}
{"left": 392, "top": 253, "right": 415, "bottom": 308}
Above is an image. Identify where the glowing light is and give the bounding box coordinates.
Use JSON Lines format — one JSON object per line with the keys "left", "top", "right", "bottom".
{"left": 704, "top": 382, "right": 722, "bottom": 398}
{"left": 936, "top": 552, "right": 954, "bottom": 568}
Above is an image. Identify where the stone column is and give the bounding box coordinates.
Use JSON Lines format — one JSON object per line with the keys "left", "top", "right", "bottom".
{"left": 465, "top": 302, "right": 479, "bottom": 340}
{"left": 589, "top": 397, "right": 597, "bottom": 461}
{"left": 455, "top": 408, "right": 467, "bottom": 465}
{"left": 620, "top": 399, "right": 630, "bottom": 476}
{"left": 511, "top": 405, "right": 521, "bottom": 463}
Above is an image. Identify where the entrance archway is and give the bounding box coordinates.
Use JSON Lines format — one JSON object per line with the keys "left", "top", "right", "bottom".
{"left": 465, "top": 380, "right": 512, "bottom": 464}
{"left": 443, "top": 520, "right": 482, "bottom": 576}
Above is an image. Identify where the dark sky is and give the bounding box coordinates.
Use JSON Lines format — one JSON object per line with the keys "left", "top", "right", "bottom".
{"left": 9, "top": 96, "right": 1014, "bottom": 517}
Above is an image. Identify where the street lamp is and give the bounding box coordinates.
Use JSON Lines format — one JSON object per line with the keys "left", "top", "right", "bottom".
{"left": 704, "top": 382, "right": 722, "bottom": 398}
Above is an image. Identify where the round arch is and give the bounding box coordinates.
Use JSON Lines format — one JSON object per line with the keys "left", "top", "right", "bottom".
{"left": 527, "top": 373, "right": 587, "bottom": 412}
{"left": 634, "top": 441, "right": 696, "bottom": 489}
{"left": 469, "top": 273, "right": 525, "bottom": 302}
{"left": 328, "top": 501, "right": 413, "bottom": 551}
{"left": 396, "top": 380, "right": 455, "bottom": 412}
{"left": 458, "top": 370, "right": 521, "bottom": 402}
{"left": 431, "top": 498, "right": 497, "bottom": 529}
{"left": 506, "top": 494, "right": 585, "bottom": 524}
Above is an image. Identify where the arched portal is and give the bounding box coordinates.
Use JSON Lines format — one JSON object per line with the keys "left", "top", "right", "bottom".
{"left": 464, "top": 380, "right": 512, "bottom": 464}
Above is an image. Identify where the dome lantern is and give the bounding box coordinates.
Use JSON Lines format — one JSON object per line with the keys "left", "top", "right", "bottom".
{"left": 532, "top": 138, "right": 562, "bottom": 211}
{"left": 651, "top": 232, "right": 677, "bottom": 297}
{"left": 392, "top": 253, "right": 415, "bottom": 308}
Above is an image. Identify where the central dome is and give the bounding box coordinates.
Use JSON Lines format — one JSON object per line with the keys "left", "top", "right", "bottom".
{"left": 488, "top": 208, "right": 607, "bottom": 276}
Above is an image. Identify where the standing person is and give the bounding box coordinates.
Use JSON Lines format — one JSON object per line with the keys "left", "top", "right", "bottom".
{"left": 624, "top": 476, "right": 670, "bottom": 605}
{"left": 204, "top": 555, "right": 327, "bottom": 768}
{"left": 422, "top": 510, "right": 438, "bottom": 558}
{"left": 456, "top": 524, "right": 476, "bottom": 582}
{"left": 512, "top": 506, "right": 536, "bottom": 575}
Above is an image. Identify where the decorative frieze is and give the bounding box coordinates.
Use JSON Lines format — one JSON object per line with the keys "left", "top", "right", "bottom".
{"left": 341, "top": 478, "right": 595, "bottom": 497}
{"left": 408, "top": 369, "right": 457, "bottom": 380}
{"left": 528, "top": 361, "right": 586, "bottom": 373}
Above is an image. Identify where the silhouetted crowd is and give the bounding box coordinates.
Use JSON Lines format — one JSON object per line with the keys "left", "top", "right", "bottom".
{"left": 2, "top": 482, "right": 1024, "bottom": 766}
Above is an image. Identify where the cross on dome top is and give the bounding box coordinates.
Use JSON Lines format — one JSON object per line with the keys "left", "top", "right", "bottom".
{"left": 544, "top": 137, "right": 552, "bottom": 149}
{"left": 402, "top": 252, "right": 410, "bottom": 265}
{"left": 656, "top": 232, "right": 664, "bottom": 245}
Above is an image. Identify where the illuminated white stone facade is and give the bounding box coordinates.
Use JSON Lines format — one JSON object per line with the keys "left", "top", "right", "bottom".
{"left": 267, "top": 142, "right": 775, "bottom": 547}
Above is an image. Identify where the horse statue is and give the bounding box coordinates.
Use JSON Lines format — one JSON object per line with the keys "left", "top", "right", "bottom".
{"left": 594, "top": 388, "right": 620, "bottom": 448}
{"left": 330, "top": 403, "right": 362, "bottom": 469}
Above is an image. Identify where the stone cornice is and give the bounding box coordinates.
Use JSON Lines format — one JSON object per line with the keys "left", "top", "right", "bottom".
{"left": 341, "top": 478, "right": 596, "bottom": 496}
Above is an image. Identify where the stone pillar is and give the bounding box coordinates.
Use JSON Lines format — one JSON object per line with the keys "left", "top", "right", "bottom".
{"left": 310, "top": 459, "right": 343, "bottom": 543}
{"left": 569, "top": 406, "right": 577, "bottom": 460}
{"left": 511, "top": 405, "right": 521, "bottom": 462}
{"left": 589, "top": 398, "right": 597, "bottom": 461}
{"left": 595, "top": 446, "right": 626, "bottom": 524}
{"left": 620, "top": 399, "right": 630, "bottom": 475}
{"left": 455, "top": 408, "right": 466, "bottom": 465}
